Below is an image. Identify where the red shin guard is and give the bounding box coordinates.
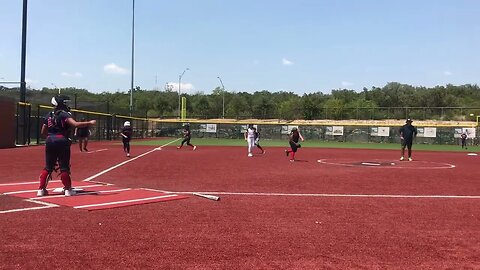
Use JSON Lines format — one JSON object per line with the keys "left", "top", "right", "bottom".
{"left": 60, "top": 171, "right": 72, "bottom": 190}
{"left": 291, "top": 151, "right": 296, "bottom": 160}
{"left": 38, "top": 169, "right": 49, "bottom": 189}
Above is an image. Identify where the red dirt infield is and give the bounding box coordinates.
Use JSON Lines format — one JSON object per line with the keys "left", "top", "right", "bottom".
{"left": 1, "top": 140, "right": 479, "bottom": 269}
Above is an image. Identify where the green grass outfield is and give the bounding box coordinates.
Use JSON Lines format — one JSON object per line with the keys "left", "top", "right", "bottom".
{"left": 133, "top": 138, "right": 477, "bottom": 152}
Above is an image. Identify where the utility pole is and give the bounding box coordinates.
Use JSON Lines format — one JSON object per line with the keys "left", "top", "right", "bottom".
{"left": 217, "top": 76, "right": 225, "bottom": 118}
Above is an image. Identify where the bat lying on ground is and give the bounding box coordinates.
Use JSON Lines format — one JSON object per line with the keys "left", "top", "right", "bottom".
{"left": 193, "top": 192, "right": 220, "bottom": 201}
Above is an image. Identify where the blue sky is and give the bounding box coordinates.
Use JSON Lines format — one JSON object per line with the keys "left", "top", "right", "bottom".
{"left": 1, "top": 0, "right": 479, "bottom": 95}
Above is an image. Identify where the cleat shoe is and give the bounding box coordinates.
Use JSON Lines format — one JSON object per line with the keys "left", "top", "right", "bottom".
{"left": 177, "top": 147, "right": 181, "bottom": 149}
{"left": 400, "top": 156, "right": 404, "bottom": 161}
{"left": 37, "top": 189, "right": 48, "bottom": 197}
{"left": 127, "top": 153, "right": 130, "bottom": 157}
{"left": 289, "top": 159, "right": 295, "bottom": 162}
{"left": 248, "top": 153, "right": 253, "bottom": 157}
{"left": 285, "top": 149, "right": 289, "bottom": 157}
{"left": 83, "top": 148, "right": 88, "bottom": 152}
{"left": 64, "top": 189, "right": 76, "bottom": 197}
{"left": 408, "top": 157, "right": 413, "bottom": 161}
{"left": 262, "top": 150, "right": 265, "bottom": 154}
{"left": 193, "top": 145, "right": 197, "bottom": 151}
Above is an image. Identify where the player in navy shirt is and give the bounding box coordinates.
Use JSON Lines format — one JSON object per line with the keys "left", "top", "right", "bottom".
{"left": 399, "top": 118, "right": 417, "bottom": 161}
{"left": 74, "top": 118, "right": 91, "bottom": 152}
{"left": 178, "top": 123, "right": 196, "bottom": 150}
{"left": 461, "top": 131, "right": 468, "bottom": 149}
{"left": 37, "top": 95, "right": 96, "bottom": 197}
{"left": 285, "top": 127, "right": 304, "bottom": 162}
{"left": 253, "top": 127, "right": 265, "bottom": 154}
{"left": 121, "top": 121, "right": 133, "bottom": 157}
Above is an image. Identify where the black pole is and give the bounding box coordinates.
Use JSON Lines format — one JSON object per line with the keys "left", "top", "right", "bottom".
{"left": 36, "top": 104, "right": 40, "bottom": 145}
{"left": 20, "top": 0, "right": 27, "bottom": 103}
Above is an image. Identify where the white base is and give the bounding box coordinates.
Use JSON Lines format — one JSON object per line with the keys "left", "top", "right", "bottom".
{"left": 52, "top": 187, "right": 84, "bottom": 193}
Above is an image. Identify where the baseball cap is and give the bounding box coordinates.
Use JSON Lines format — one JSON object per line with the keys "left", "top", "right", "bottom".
{"left": 406, "top": 118, "right": 413, "bottom": 123}
{"left": 124, "top": 121, "right": 131, "bottom": 127}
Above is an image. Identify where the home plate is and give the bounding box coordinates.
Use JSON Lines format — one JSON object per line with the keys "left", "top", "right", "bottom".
{"left": 467, "top": 153, "right": 478, "bottom": 156}
{"left": 52, "top": 187, "right": 84, "bottom": 193}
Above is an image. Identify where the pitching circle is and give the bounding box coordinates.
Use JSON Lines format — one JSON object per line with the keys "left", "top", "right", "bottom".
{"left": 317, "top": 159, "right": 455, "bottom": 169}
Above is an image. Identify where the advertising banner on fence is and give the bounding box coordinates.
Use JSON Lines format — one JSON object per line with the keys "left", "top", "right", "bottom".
{"left": 454, "top": 127, "right": 476, "bottom": 138}
{"left": 370, "top": 127, "right": 390, "bottom": 137}
{"left": 281, "top": 125, "right": 298, "bottom": 135}
{"left": 200, "top": 124, "right": 217, "bottom": 133}
{"left": 417, "top": 127, "right": 437, "bottom": 138}
{"left": 326, "top": 126, "right": 344, "bottom": 136}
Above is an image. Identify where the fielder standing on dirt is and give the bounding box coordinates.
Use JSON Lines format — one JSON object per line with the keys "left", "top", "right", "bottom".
{"left": 244, "top": 124, "right": 256, "bottom": 157}
{"left": 399, "top": 118, "right": 417, "bottom": 161}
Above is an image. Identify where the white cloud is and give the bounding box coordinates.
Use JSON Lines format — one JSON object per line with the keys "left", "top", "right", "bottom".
{"left": 168, "top": 82, "right": 195, "bottom": 94}
{"left": 61, "top": 72, "right": 83, "bottom": 78}
{"left": 103, "top": 63, "right": 128, "bottom": 75}
{"left": 282, "top": 58, "right": 293, "bottom": 66}
{"left": 444, "top": 71, "right": 452, "bottom": 76}
{"left": 341, "top": 81, "right": 353, "bottom": 87}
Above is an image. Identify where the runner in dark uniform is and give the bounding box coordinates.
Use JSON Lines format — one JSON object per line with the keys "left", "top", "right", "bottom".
{"left": 75, "top": 118, "right": 91, "bottom": 152}
{"left": 285, "top": 127, "right": 304, "bottom": 162}
{"left": 121, "top": 121, "right": 133, "bottom": 157}
{"left": 253, "top": 127, "right": 265, "bottom": 154}
{"left": 399, "top": 118, "right": 417, "bottom": 161}
{"left": 37, "top": 95, "right": 96, "bottom": 196}
{"left": 177, "top": 123, "right": 196, "bottom": 150}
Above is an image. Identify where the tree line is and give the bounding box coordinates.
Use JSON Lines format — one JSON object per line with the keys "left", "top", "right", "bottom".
{"left": 1, "top": 82, "right": 480, "bottom": 121}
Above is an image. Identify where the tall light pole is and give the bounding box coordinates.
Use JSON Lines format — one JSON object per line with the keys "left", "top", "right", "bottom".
{"left": 129, "top": 0, "right": 135, "bottom": 117}
{"left": 217, "top": 76, "right": 225, "bottom": 118}
{"left": 178, "top": 68, "right": 189, "bottom": 118}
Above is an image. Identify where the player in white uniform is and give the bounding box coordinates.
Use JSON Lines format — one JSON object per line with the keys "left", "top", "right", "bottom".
{"left": 244, "top": 124, "right": 256, "bottom": 157}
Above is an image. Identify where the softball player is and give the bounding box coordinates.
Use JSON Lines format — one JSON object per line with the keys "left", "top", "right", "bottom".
{"left": 37, "top": 95, "right": 96, "bottom": 197}
{"left": 399, "top": 119, "right": 417, "bottom": 161}
{"left": 244, "top": 124, "right": 255, "bottom": 157}
{"left": 178, "top": 123, "right": 196, "bottom": 150}
{"left": 121, "top": 121, "right": 133, "bottom": 157}
{"left": 253, "top": 127, "right": 265, "bottom": 154}
{"left": 285, "top": 127, "right": 304, "bottom": 162}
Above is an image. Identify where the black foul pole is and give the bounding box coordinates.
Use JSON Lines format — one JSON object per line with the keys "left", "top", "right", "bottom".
{"left": 20, "top": 0, "right": 28, "bottom": 102}
{"left": 18, "top": 0, "right": 28, "bottom": 145}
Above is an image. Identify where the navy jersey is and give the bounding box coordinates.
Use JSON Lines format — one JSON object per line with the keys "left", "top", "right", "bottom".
{"left": 76, "top": 126, "right": 89, "bottom": 137}
{"left": 184, "top": 128, "right": 191, "bottom": 138}
{"left": 290, "top": 131, "right": 300, "bottom": 143}
{"left": 44, "top": 110, "right": 72, "bottom": 138}
{"left": 121, "top": 126, "right": 133, "bottom": 139}
{"left": 399, "top": 124, "right": 417, "bottom": 140}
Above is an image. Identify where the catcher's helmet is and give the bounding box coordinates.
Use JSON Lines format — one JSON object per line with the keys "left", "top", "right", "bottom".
{"left": 51, "top": 95, "right": 71, "bottom": 111}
